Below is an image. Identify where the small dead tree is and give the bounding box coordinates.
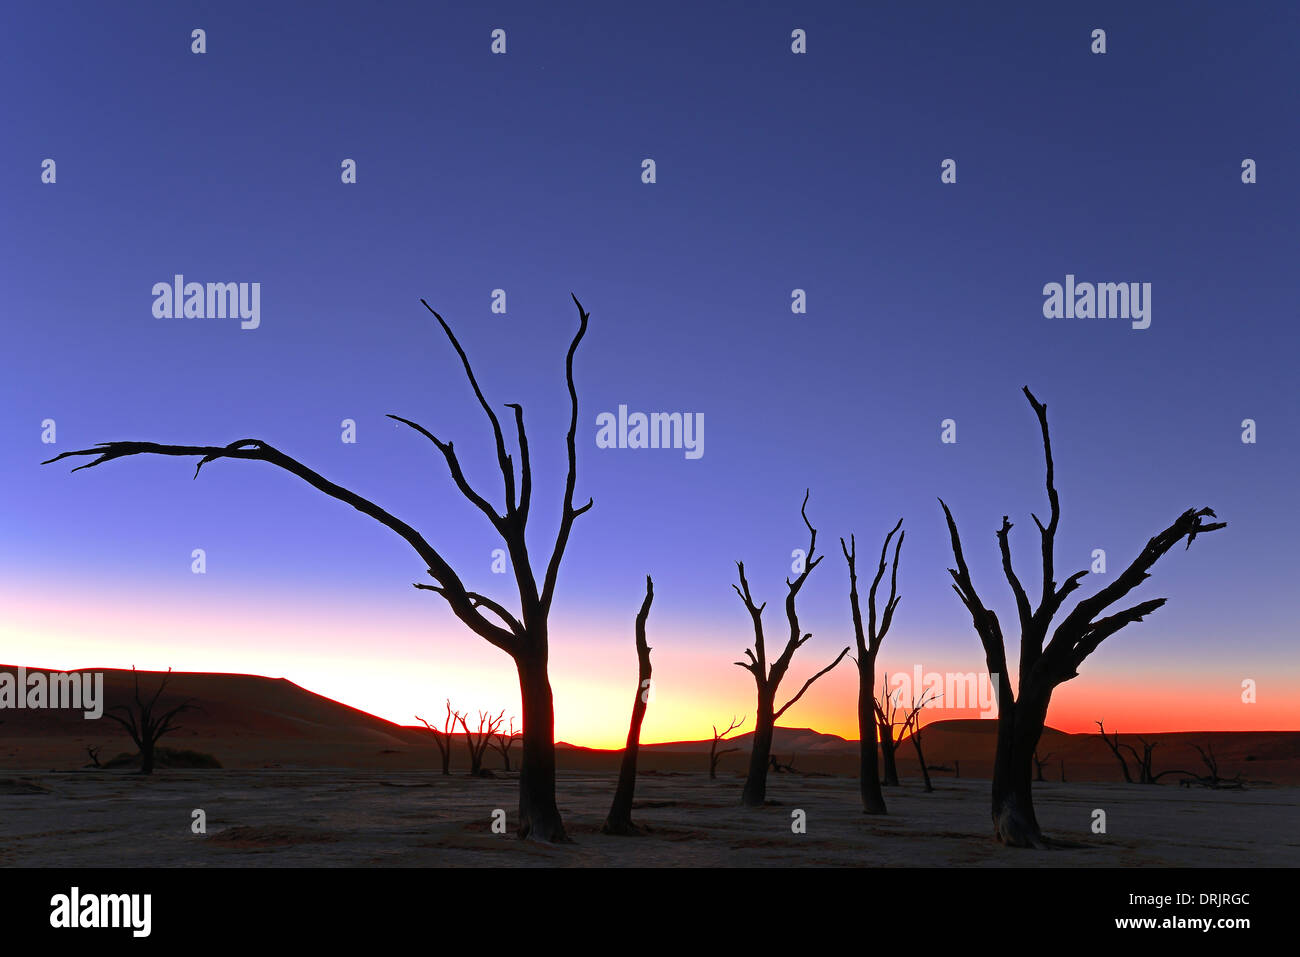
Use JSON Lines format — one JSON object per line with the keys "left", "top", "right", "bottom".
{"left": 415, "top": 699, "right": 461, "bottom": 775}
{"left": 874, "top": 676, "right": 905, "bottom": 787}
{"left": 940, "top": 386, "right": 1224, "bottom": 846}
{"left": 490, "top": 718, "right": 520, "bottom": 772}
{"left": 1096, "top": 720, "right": 1134, "bottom": 783}
{"left": 102, "top": 667, "right": 197, "bottom": 775}
{"left": 841, "top": 520, "right": 904, "bottom": 813}
{"left": 900, "top": 689, "right": 940, "bottom": 792}
{"left": 1032, "top": 750, "right": 1053, "bottom": 783}
{"left": 709, "top": 716, "right": 745, "bottom": 779}
{"left": 769, "top": 754, "right": 797, "bottom": 773}
{"left": 457, "top": 709, "right": 505, "bottom": 776}
{"left": 85, "top": 745, "right": 102, "bottom": 768}
{"left": 732, "top": 491, "right": 850, "bottom": 807}
{"left": 1126, "top": 737, "right": 1160, "bottom": 784}
{"left": 1188, "top": 743, "right": 1245, "bottom": 789}
{"left": 603, "top": 575, "right": 655, "bottom": 835}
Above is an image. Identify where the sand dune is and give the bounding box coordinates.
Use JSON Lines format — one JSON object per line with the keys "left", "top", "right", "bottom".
{"left": 1, "top": 667, "right": 1294, "bottom": 788}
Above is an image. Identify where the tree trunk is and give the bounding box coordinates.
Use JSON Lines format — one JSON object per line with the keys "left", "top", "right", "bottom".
{"left": 603, "top": 658, "right": 651, "bottom": 834}
{"left": 910, "top": 723, "right": 933, "bottom": 792}
{"left": 741, "top": 694, "right": 775, "bottom": 807}
{"left": 858, "top": 658, "right": 886, "bottom": 813}
{"left": 440, "top": 747, "right": 451, "bottom": 775}
{"left": 515, "top": 651, "right": 567, "bottom": 842}
{"left": 139, "top": 739, "right": 155, "bottom": 775}
{"left": 879, "top": 716, "right": 900, "bottom": 786}
{"left": 991, "top": 685, "right": 1050, "bottom": 847}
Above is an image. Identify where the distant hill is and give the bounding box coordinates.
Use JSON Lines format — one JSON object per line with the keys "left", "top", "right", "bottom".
{"left": 2, "top": 667, "right": 1296, "bottom": 783}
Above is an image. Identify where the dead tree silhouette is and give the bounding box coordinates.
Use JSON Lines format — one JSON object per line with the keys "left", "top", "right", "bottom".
{"left": 939, "top": 386, "right": 1225, "bottom": 847}
{"left": 1174, "top": 743, "right": 1245, "bottom": 789}
{"left": 102, "top": 667, "right": 197, "bottom": 775}
{"left": 1095, "top": 720, "right": 1161, "bottom": 784}
{"left": 732, "top": 491, "right": 850, "bottom": 807}
{"left": 709, "top": 716, "right": 745, "bottom": 779}
{"left": 415, "top": 699, "right": 461, "bottom": 775}
{"left": 45, "top": 295, "right": 592, "bottom": 842}
{"left": 602, "top": 575, "right": 655, "bottom": 835}
{"left": 490, "top": 717, "right": 520, "bottom": 772}
{"left": 1095, "top": 720, "right": 1134, "bottom": 783}
{"left": 769, "top": 753, "right": 797, "bottom": 773}
{"left": 874, "top": 676, "right": 905, "bottom": 787}
{"left": 1032, "top": 750, "right": 1053, "bottom": 783}
{"left": 900, "top": 689, "right": 940, "bottom": 792}
{"left": 841, "top": 520, "right": 904, "bottom": 814}
{"left": 458, "top": 709, "right": 505, "bottom": 776}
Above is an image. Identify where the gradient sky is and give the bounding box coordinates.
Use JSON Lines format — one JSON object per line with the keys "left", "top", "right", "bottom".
{"left": 3, "top": 2, "right": 1297, "bottom": 747}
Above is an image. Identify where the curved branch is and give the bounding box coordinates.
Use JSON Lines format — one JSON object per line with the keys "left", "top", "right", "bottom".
{"left": 419, "top": 299, "right": 517, "bottom": 515}
{"left": 44, "top": 438, "right": 517, "bottom": 654}
{"left": 774, "top": 646, "right": 850, "bottom": 720}
{"left": 540, "top": 294, "right": 592, "bottom": 613}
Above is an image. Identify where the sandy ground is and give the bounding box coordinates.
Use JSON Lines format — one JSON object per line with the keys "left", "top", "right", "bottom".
{"left": 1, "top": 769, "right": 1295, "bottom": 867}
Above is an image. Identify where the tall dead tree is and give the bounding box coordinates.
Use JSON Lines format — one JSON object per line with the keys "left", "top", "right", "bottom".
{"left": 602, "top": 575, "right": 655, "bottom": 835}
{"left": 102, "top": 667, "right": 197, "bottom": 775}
{"left": 490, "top": 717, "right": 520, "bottom": 771}
{"left": 732, "top": 492, "right": 850, "bottom": 807}
{"left": 457, "top": 709, "right": 505, "bottom": 776}
{"left": 709, "top": 716, "right": 745, "bottom": 779}
{"left": 841, "top": 520, "right": 904, "bottom": 814}
{"left": 415, "top": 699, "right": 461, "bottom": 775}
{"left": 940, "top": 386, "right": 1225, "bottom": 846}
{"left": 45, "top": 296, "right": 593, "bottom": 842}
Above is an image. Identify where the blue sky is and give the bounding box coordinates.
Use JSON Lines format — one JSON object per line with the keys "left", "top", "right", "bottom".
{"left": 2, "top": 2, "right": 1296, "bottom": 741}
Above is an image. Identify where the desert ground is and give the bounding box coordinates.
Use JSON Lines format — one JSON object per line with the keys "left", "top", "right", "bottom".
{"left": 1, "top": 769, "right": 1297, "bottom": 867}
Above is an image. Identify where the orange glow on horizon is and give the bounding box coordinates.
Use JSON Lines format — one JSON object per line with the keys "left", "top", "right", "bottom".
{"left": 2, "top": 578, "right": 1296, "bottom": 749}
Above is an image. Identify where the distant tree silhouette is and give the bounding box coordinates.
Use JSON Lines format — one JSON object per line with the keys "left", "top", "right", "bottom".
{"left": 602, "top": 575, "right": 655, "bottom": 835}
{"left": 415, "top": 700, "right": 461, "bottom": 775}
{"left": 732, "top": 492, "right": 849, "bottom": 807}
{"left": 1186, "top": 743, "right": 1244, "bottom": 789}
{"left": 709, "top": 715, "right": 745, "bottom": 779}
{"left": 1096, "top": 720, "right": 1162, "bottom": 784}
{"left": 1095, "top": 720, "right": 1134, "bottom": 783}
{"left": 1032, "top": 750, "right": 1053, "bottom": 783}
{"left": 841, "top": 520, "right": 904, "bottom": 813}
{"left": 458, "top": 709, "right": 505, "bottom": 776}
{"left": 768, "top": 753, "right": 797, "bottom": 773}
{"left": 46, "top": 296, "right": 593, "bottom": 842}
{"left": 940, "top": 387, "right": 1225, "bottom": 846}
{"left": 900, "top": 689, "right": 940, "bottom": 792}
{"left": 102, "top": 667, "right": 197, "bottom": 775}
{"left": 490, "top": 717, "right": 520, "bottom": 772}
{"left": 873, "top": 677, "right": 905, "bottom": 787}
